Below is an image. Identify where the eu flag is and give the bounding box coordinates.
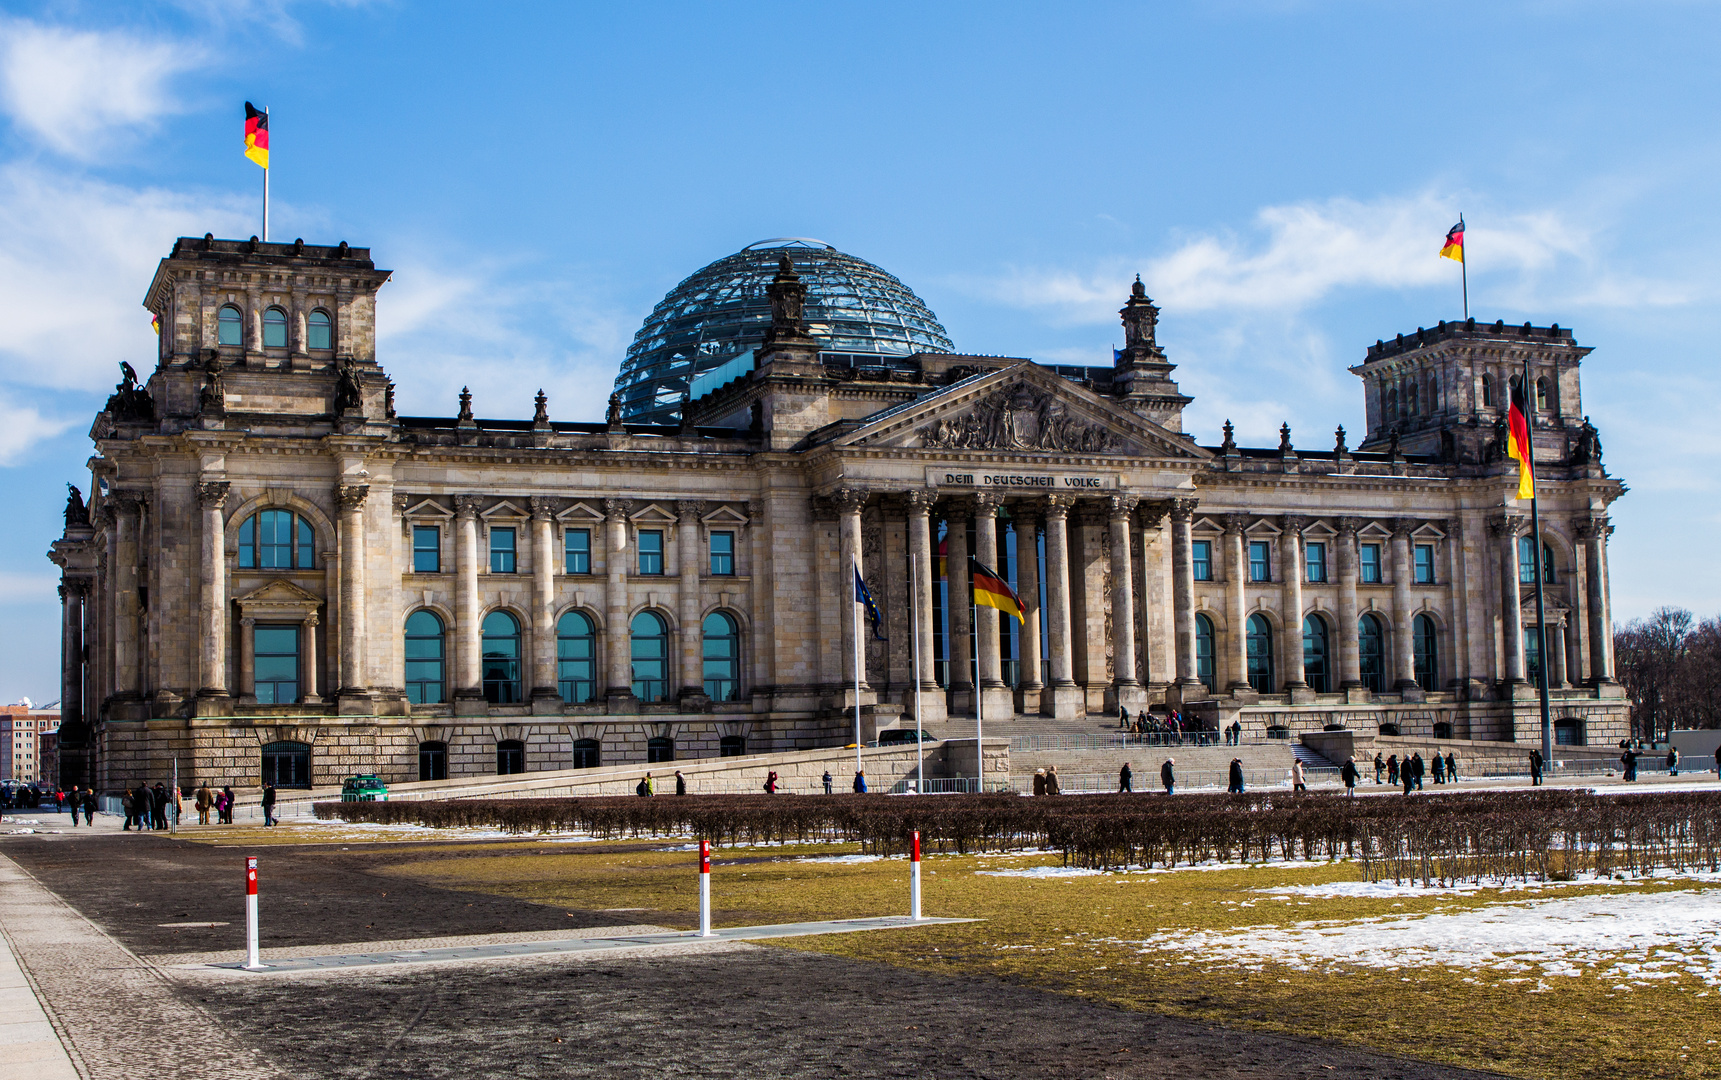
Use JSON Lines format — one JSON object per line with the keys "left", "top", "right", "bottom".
{"left": 854, "top": 567, "right": 886, "bottom": 640}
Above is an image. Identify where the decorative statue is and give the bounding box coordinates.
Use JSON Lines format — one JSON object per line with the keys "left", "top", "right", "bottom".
{"left": 921, "top": 382, "right": 1119, "bottom": 453}
{"left": 384, "top": 378, "right": 397, "bottom": 419}
{"left": 199, "top": 352, "right": 225, "bottom": 413}
{"left": 1573, "top": 415, "right": 1602, "bottom": 465}
{"left": 1334, "top": 424, "right": 1348, "bottom": 454}
{"left": 104, "top": 361, "right": 155, "bottom": 422}
{"left": 1220, "top": 419, "right": 1237, "bottom": 454}
{"left": 763, "top": 252, "right": 811, "bottom": 346}
{"left": 334, "top": 357, "right": 363, "bottom": 415}
{"left": 457, "top": 386, "right": 474, "bottom": 422}
{"left": 1487, "top": 413, "right": 1508, "bottom": 462}
{"left": 533, "top": 389, "right": 549, "bottom": 424}
{"left": 1119, "top": 274, "right": 1161, "bottom": 353}
{"left": 1278, "top": 423, "right": 1293, "bottom": 453}
{"left": 64, "top": 484, "right": 88, "bottom": 528}
{"left": 606, "top": 392, "right": 624, "bottom": 428}
{"left": 1387, "top": 428, "right": 1402, "bottom": 460}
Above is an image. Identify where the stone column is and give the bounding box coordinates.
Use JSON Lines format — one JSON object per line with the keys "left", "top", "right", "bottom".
{"left": 454, "top": 495, "right": 483, "bottom": 699}
{"left": 1224, "top": 515, "right": 1250, "bottom": 693}
{"left": 835, "top": 489, "right": 869, "bottom": 694}
{"left": 530, "top": 497, "right": 559, "bottom": 706}
{"left": 239, "top": 615, "right": 256, "bottom": 701}
{"left": 603, "top": 499, "right": 633, "bottom": 705}
{"left": 1335, "top": 518, "right": 1362, "bottom": 691}
{"left": 1493, "top": 517, "right": 1526, "bottom": 685}
{"left": 676, "top": 500, "right": 706, "bottom": 705}
{"left": 973, "top": 494, "right": 1011, "bottom": 715}
{"left": 906, "top": 492, "right": 945, "bottom": 722}
{"left": 944, "top": 498, "right": 971, "bottom": 706}
{"left": 1012, "top": 506, "right": 1042, "bottom": 709}
{"left": 1040, "top": 495, "right": 1081, "bottom": 718}
{"left": 1390, "top": 519, "right": 1418, "bottom": 692}
{"left": 197, "top": 480, "right": 230, "bottom": 698}
{"left": 111, "top": 495, "right": 140, "bottom": 699}
{"left": 1280, "top": 516, "right": 1307, "bottom": 692}
{"left": 303, "top": 612, "right": 321, "bottom": 701}
{"left": 1550, "top": 618, "right": 1569, "bottom": 688}
{"left": 336, "top": 482, "right": 370, "bottom": 697}
{"left": 1137, "top": 504, "right": 1169, "bottom": 690}
{"left": 59, "top": 583, "right": 84, "bottom": 725}
{"left": 1580, "top": 516, "right": 1615, "bottom": 683}
{"left": 1169, "top": 498, "right": 1203, "bottom": 698}
{"left": 1108, "top": 495, "right": 1141, "bottom": 709}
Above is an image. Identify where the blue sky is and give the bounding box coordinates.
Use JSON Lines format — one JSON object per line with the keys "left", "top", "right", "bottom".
{"left": 1, "top": 0, "right": 1716, "bottom": 703}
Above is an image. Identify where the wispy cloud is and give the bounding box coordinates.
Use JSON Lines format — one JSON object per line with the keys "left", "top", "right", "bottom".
{"left": 0, "top": 19, "right": 197, "bottom": 159}
{"left": 0, "top": 399, "right": 75, "bottom": 466}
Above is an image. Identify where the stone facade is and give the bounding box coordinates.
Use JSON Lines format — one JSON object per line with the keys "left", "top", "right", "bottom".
{"left": 47, "top": 239, "right": 1628, "bottom": 792}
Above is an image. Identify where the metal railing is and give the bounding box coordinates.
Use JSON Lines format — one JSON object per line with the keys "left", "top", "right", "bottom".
{"left": 1010, "top": 732, "right": 1237, "bottom": 752}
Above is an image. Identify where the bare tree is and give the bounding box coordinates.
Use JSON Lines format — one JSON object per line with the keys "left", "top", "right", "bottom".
{"left": 1615, "top": 607, "right": 1718, "bottom": 741}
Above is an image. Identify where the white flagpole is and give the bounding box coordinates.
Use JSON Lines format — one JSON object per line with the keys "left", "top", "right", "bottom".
{"left": 911, "top": 553, "right": 924, "bottom": 794}
{"left": 972, "top": 569, "right": 982, "bottom": 793}
{"left": 262, "top": 106, "right": 269, "bottom": 242}
{"left": 853, "top": 564, "right": 863, "bottom": 781}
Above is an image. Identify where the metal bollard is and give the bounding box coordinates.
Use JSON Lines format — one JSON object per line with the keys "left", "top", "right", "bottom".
{"left": 698, "top": 840, "right": 713, "bottom": 937}
{"left": 910, "top": 829, "right": 922, "bottom": 921}
{"left": 243, "top": 856, "right": 264, "bottom": 970}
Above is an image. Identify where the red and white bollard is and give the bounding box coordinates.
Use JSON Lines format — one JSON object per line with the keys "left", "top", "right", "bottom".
{"left": 697, "top": 840, "right": 713, "bottom": 937}
{"left": 243, "top": 856, "right": 264, "bottom": 970}
{"left": 910, "top": 829, "right": 923, "bottom": 921}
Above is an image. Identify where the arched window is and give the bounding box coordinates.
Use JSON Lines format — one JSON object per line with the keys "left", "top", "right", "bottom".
{"left": 1302, "top": 614, "right": 1330, "bottom": 694}
{"left": 1481, "top": 373, "right": 1495, "bottom": 408}
{"left": 1536, "top": 376, "right": 1549, "bottom": 410}
{"left": 571, "top": 739, "right": 601, "bottom": 769}
{"left": 261, "top": 741, "right": 310, "bottom": 787}
{"left": 1407, "top": 382, "right": 1419, "bottom": 417}
{"left": 1386, "top": 387, "right": 1397, "bottom": 421}
{"left": 307, "top": 309, "right": 332, "bottom": 351}
{"left": 237, "top": 509, "right": 315, "bottom": 569}
{"left": 481, "top": 611, "right": 521, "bottom": 703}
{"left": 702, "top": 611, "right": 739, "bottom": 701}
{"left": 647, "top": 736, "right": 675, "bottom": 763}
{"left": 218, "top": 304, "right": 244, "bottom": 347}
{"left": 1426, "top": 375, "right": 1439, "bottom": 414}
{"left": 719, "top": 735, "right": 745, "bottom": 757}
{"left": 418, "top": 740, "right": 447, "bottom": 781}
{"left": 1413, "top": 614, "right": 1439, "bottom": 691}
{"left": 1518, "top": 537, "right": 1556, "bottom": 583}
{"left": 496, "top": 739, "right": 525, "bottom": 775}
{"left": 263, "top": 305, "right": 288, "bottom": 349}
{"left": 1358, "top": 613, "right": 1386, "bottom": 694}
{"left": 1194, "top": 614, "right": 1215, "bottom": 691}
{"left": 404, "top": 610, "right": 445, "bottom": 704}
{"left": 556, "top": 611, "right": 596, "bottom": 703}
{"left": 1246, "top": 613, "right": 1274, "bottom": 693}
{"left": 630, "top": 611, "right": 668, "bottom": 702}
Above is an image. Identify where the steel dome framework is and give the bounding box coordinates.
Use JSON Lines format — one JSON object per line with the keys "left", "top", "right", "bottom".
{"left": 614, "top": 238, "right": 954, "bottom": 424}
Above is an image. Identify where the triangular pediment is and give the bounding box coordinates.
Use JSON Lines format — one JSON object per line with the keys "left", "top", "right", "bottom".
{"left": 402, "top": 498, "right": 452, "bottom": 519}
{"left": 1244, "top": 518, "right": 1281, "bottom": 536}
{"left": 556, "top": 501, "right": 604, "bottom": 523}
{"left": 831, "top": 363, "right": 1209, "bottom": 460}
{"left": 237, "top": 579, "right": 321, "bottom": 605}
{"left": 629, "top": 503, "right": 677, "bottom": 525}
{"left": 480, "top": 500, "right": 527, "bottom": 520}
{"left": 702, "top": 504, "right": 749, "bottom": 526}
{"left": 1357, "top": 522, "right": 1393, "bottom": 539}
{"left": 1412, "top": 522, "right": 1447, "bottom": 541}
{"left": 1192, "top": 515, "right": 1225, "bottom": 534}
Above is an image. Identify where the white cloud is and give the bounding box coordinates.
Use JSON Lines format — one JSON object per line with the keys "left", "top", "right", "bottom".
{"left": 0, "top": 19, "right": 196, "bottom": 158}
{"left": 0, "top": 163, "right": 252, "bottom": 393}
{"left": 0, "top": 398, "right": 76, "bottom": 466}
{"left": 0, "top": 570, "right": 59, "bottom": 605}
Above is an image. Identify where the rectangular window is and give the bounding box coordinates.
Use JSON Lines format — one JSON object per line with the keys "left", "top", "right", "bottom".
{"left": 1249, "top": 541, "right": 1271, "bottom": 583}
{"left": 1360, "top": 543, "right": 1382, "bottom": 584}
{"left": 412, "top": 526, "right": 440, "bottom": 573}
{"left": 253, "top": 624, "right": 300, "bottom": 705}
{"left": 1192, "top": 540, "right": 1212, "bottom": 581}
{"left": 709, "top": 531, "right": 735, "bottom": 575}
{"left": 1305, "top": 542, "right": 1327, "bottom": 583}
{"left": 564, "top": 528, "right": 591, "bottom": 574}
{"left": 1414, "top": 543, "right": 1436, "bottom": 584}
{"left": 638, "top": 530, "right": 664, "bottom": 575}
{"left": 489, "top": 527, "right": 516, "bottom": 573}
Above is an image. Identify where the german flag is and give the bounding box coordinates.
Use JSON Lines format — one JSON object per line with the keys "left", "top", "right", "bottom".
{"left": 936, "top": 533, "right": 948, "bottom": 579}
{"left": 1506, "top": 377, "right": 1535, "bottom": 500}
{"left": 971, "top": 557, "right": 1024, "bottom": 624}
{"left": 244, "top": 102, "right": 269, "bottom": 169}
{"left": 150, "top": 312, "right": 161, "bottom": 335}
{"left": 1440, "top": 220, "right": 1464, "bottom": 263}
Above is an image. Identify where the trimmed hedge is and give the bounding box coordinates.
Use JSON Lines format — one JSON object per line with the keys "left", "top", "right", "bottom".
{"left": 316, "top": 790, "right": 1721, "bottom": 885}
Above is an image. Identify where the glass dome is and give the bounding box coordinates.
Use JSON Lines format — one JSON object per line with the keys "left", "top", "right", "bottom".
{"left": 614, "top": 238, "right": 954, "bottom": 424}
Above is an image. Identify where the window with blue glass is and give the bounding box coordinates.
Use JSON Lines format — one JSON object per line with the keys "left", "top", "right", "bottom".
{"left": 1302, "top": 614, "right": 1329, "bottom": 693}
{"left": 702, "top": 611, "right": 739, "bottom": 701}
{"left": 1194, "top": 613, "right": 1215, "bottom": 691}
{"left": 1414, "top": 543, "right": 1436, "bottom": 584}
{"left": 1414, "top": 614, "right": 1439, "bottom": 690}
{"left": 564, "top": 528, "right": 591, "bottom": 574}
{"left": 481, "top": 611, "right": 521, "bottom": 703}
{"left": 218, "top": 304, "right": 244, "bottom": 346}
{"left": 557, "top": 611, "right": 596, "bottom": 704}
{"left": 709, "top": 531, "right": 735, "bottom": 575}
{"left": 1305, "top": 541, "right": 1327, "bottom": 583}
{"left": 1246, "top": 613, "right": 1274, "bottom": 692}
{"left": 412, "top": 526, "right": 440, "bottom": 573}
{"left": 1249, "top": 541, "right": 1272, "bottom": 582}
{"left": 631, "top": 611, "right": 669, "bottom": 701}
{"left": 238, "top": 510, "right": 315, "bottom": 569}
{"left": 1519, "top": 537, "right": 1555, "bottom": 584}
{"left": 1360, "top": 543, "right": 1382, "bottom": 584}
{"left": 489, "top": 527, "right": 516, "bottom": 573}
{"left": 403, "top": 610, "right": 444, "bottom": 704}
{"left": 253, "top": 624, "right": 299, "bottom": 704}
{"left": 1358, "top": 613, "right": 1386, "bottom": 693}
{"left": 637, "top": 530, "right": 664, "bottom": 575}
{"left": 307, "top": 309, "right": 333, "bottom": 351}
{"left": 263, "top": 306, "right": 288, "bottom": 348}
{"left": 1192, "top": 540, "right": 1212, "bottom": 581}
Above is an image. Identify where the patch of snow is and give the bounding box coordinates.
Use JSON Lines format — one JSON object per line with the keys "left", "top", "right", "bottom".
{"left": 797, "top": 854, "right": 885, "bottom": 864}
{"left": 978, "top": 865, "right": 1106, "bottom": 878}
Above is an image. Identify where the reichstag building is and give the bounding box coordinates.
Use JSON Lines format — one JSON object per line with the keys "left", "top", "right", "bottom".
{"left": 48, "top": 235, "right": 1627, "bottom": 789}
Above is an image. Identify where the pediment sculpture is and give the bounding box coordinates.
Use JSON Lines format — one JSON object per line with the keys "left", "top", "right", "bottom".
{"left": 921, "top": 383, "right": 1122, "bottom": 453}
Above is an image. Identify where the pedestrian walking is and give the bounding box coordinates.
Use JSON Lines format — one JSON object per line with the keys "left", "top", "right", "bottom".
{"left": 1432, "top": 754, "right": 1446, "bottom": 785}
{"left": 1118, "top": 762, "right": 1133, "bottom": 793}
{"left": 1667, "top": 747, "right": 1680, "bottom": 776}
{"left": 172, "top": 784, "right": 183, "bottom": 828}
{"left": 1032, "top": 769, "right": 1047, "bottom": 796}
{"left": 261, "top": 783, "right": 277, "bottom": 827}
{"left": 1373, "top": 752, "right": 1385, "bottom": 784}
{"left": 80, "top": 787, "right": 94, "bottom": 826}
{"left": 1118, "top": 703, "right": 1130, "bottom": 729}
{"left": 195, "top": 783, "right": 212, "bottom": 825}
{"left": 675, "top": 770, "right": 687, "bottom": 796}
{"left": 1161, "top": 758, "right": 1176, "bottom": 795}
{"left": 1445, "top": 752, "right": 1457, "bottom": 782}
{"left": 853, "top": 770, "right": 867, "bottom": 794}
{"left": 1402, "top": 760, "right": 1415, "bottom": 795}
{"left": 1045, "top": 765, "right": 1061, "bottom": 795}
{"left": 220, "top": 786, "right": 235, "bottom": 824}
{"left": 1411, "top": 753, "right": 1426, "bottom": 791}
{"left": 822, "top": 769, "right": 832, "bottom": 795}
{"left": 764, "top": 770, "right": 779, "bottom": 794}
{"left": 1621, "top": 748, "right": 1638, "bottom": 782}
{"left": 1529, "top": 748, "right": 1544, "bottom": 785}
{"left": 1227, "top": 758, "right": 1245, "bottom": 794}
{"left": 1387, "top": 754, "right": 1400, "bottom": 786}
{"left": 64, "top": 787, "right": 78, "bottom": 826}
{"left": 1291, "top": 759, "right": 1307, "bottom": 793}
{"left": 1341, "top": 756, "right": 1359, "bottom": 798}
{"left": 151, "top": 782, "right": 169, "bottom": 830}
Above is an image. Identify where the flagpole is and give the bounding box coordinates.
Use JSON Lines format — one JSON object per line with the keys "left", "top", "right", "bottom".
{"left": 1459, "top": 213, "right": 1467, "bottom": 320}
{"left": 853, "top": 562, "right": 863, "bottom": 782}
{"left": 262, "top": 106, "right": 269, "bottom": 242}
{"left": 972, "top": 577, "right": 982, "bottom": 792}
{"left": 911, "top": 552, "right": 924, "bottom": 795}
{"left": 1522, "top": 354, "right": 1552, "bottom": 765}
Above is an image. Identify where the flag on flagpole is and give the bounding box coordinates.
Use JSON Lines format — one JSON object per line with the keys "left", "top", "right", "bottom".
{"left": 244, "top": 102, "right": 270, "bottom": 168}
{"left": 1506, "top": 377, "right": 1535, "bottom": 500}
{"left": 1440, "top": 220, "right": 1464, "bottom": 262}
{"left": 151, "top": 313, "right": 161, "bottom": 335}
{"left": 935, "top": 534, "right": 947, "bottom": 578}
{"left": 854, "top": 566, "right": 886, "bottom": 640}
{"left": 970, "top": 557, "right": 1024, "bottom": 624}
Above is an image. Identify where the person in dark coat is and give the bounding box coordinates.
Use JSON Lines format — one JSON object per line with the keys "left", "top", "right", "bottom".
{"left": 675, "top": 770, "right": 687, "bottom": 796}
{"left": 1032, "top": 769, "right": 1047, "bottom": 796}
{"left": 1118, "top": 703, "right": 1130, "bottom": 729}
{"left": 1118, "top": 762, "right": 1133, "bottom": 793}
{"left": 1340, "top": 756, "right": 1359, "bottom": 798}
{"left": 220, "top": 786, "right": 235, "bottom": 824}
{"left": 1044, "top": 766, "right": 1061, "bottom": 795}
{"left": 1160, "top": 758, "right": 1175, "bottom": 795}
{"left": 1621, "top": 748, "right": 1638, "bottom": 782}
{"left": 822, "top": 770, "right": 832, "bottom": 795}
{"left": 1411, "top": 754, "right": 1426, "bottom": 791}
{"left": 1529, "top": 748, "right": 1544, "bottom": 785}
{"left": 151, "top": 783, "right": 169, "bottom": 829}
{"left": 1387, "top": 754, "right": 1400, "bottom": 786}
{"left": 261, "top": 783, "right": 277, "bottom": 827}
{"left": 1402, "top": 760, "right": 1415, "bottom": 795}
{"left": 80, "top": 787, "right": 95, "bottom": 825}
{"left": 1667, "top": 748, "right": 1680, "bottom": 776}
{"left": 1373, "top": 753, "right": 1385, "bottom": 784}
{"left": 1227, "top": 758, "right": 1244, "bottom": 795}
{"left": 1432, "top": 754, "right": 1446, "bottom": 784}
{"left": 1445, "top": 752, "right": 1457, "bottom": 782}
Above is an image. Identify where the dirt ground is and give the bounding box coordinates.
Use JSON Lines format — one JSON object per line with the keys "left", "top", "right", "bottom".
{"left": 0, "top": 831, "right": 1509, "bottom": 1079}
